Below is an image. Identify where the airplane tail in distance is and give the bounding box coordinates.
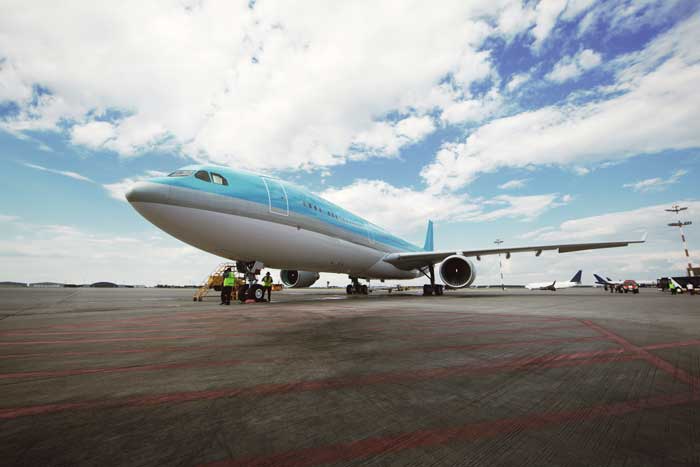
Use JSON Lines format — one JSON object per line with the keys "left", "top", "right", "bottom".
{"left": 570, "top": 270, "right": 583, "bottom": 283}
{"left": 423, "top": 220, "right": 434, "bottom": 251}
{"left": 593, "top": 274, "right": 607, "bottom": 284}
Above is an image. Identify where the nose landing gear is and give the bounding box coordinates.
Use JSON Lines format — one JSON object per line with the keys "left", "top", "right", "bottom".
{"left": 236, "top": 261, "right": 268, "bottom": 303}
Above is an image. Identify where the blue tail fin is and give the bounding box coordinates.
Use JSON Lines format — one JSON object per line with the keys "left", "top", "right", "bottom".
{"left": 570, "top": 270, "right": 582, "bottom": 283}
{"left": 423, "top": 220, "right": 434, "bottom": 251}
{"left": 593, "top": 274, "right": 607, "bottom": 284}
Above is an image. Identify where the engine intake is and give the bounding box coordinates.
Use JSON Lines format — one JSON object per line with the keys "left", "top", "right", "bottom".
{"left": 439, "top": 255, "right": 476, "bottom": 288}
{"left": 280, "top": 270, "right": 320, "bottom": 288}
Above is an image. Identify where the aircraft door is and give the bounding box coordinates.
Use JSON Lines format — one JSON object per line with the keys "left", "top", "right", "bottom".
{"left": 261, "top": 177, "right": 289, "bottom": 216}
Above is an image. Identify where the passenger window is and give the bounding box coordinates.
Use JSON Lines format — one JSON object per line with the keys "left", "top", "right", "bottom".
{"left": 195, "top": 170, "right": 211, "bottom": 182}
{"left": 211, "top": 173, "right": 228, "bottom": 185}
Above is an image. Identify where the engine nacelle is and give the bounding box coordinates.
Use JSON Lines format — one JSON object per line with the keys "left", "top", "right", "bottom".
{"left": 439, "top": 255, "right": 477, "bottom": 288}
{"left": 280, "top": 270, "right": 320, "bottom": 288}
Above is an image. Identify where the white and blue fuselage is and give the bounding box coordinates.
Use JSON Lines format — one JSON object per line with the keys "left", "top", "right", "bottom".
{"left": 126, "top": 165, "right": 423, "bottom": 280}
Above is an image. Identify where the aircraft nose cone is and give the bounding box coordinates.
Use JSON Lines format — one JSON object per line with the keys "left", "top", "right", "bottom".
{"left": 125, "top": 181, "right": 170, "bottom": 204}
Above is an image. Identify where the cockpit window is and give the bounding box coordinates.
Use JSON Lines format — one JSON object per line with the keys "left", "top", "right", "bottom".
{"left": 195, "top": 170, "right": 211, "bottom": 182}
{"left": 168, "top": 170, "right": 194, "bottom": 177}
{"left": 211, "top": 173, "right": 228, "bottom": 185}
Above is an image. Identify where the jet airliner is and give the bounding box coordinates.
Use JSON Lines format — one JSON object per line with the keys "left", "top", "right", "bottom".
{"left": 126, "top": 165, "right": 645, "bottom": 300}
{"left": 525, "top": 270, "right": 582, "bottom": 291}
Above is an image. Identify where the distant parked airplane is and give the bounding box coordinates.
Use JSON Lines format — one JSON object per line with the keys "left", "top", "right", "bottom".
{"left": 594, "top": 274, "right": 623, "bottom": 290}
{"left": 525, "top": 270, "right": 583, "bottom": 291}
{"left": 126, "top": 164, "right": 645, "bottom": 301}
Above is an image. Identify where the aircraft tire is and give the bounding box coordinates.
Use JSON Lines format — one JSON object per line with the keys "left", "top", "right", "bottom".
{"left": 346, "top": 284, "right": 353, "bottom": 295}
{"left": 423, "top": 284, "right": 433, "bottom": 296}
{"left": 249, "top": 284, "right": 265, "bottom": 302}
{"left": 361, "top": 284, "right": 368, "bottom": 295}
{"left": 238, "top": 284, "right": 249, "bottom": 302}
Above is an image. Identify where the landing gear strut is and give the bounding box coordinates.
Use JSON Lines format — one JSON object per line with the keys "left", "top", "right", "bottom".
{"left": 346, "top": 276, "right": 369, "bottom": 295}
{"left": 422, "top": 264, "right": 443, "bottom": 296}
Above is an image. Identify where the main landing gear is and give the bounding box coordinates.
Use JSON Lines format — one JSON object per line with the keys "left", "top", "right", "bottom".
{"left": 422, "top": 264, "right": 444, "bottom": 296}
{"left": 346, "top": 276, "right": 369, "bottom": 295}
{"left": 236, "top": 261, "right": 267, "bottom": 303}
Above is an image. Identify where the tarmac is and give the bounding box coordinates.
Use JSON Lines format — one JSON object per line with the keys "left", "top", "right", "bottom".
{"left": 0, "top": 286, "right": 699, "bottom": 466}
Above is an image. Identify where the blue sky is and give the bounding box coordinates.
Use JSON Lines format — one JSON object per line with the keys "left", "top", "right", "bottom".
{"left": 1, "top": 0, "right": 699, "bottom": 286}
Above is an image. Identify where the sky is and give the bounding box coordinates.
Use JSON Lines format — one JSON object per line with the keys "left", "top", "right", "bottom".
{"left": 1, "top": 0, "right": 699, "bottom": 287}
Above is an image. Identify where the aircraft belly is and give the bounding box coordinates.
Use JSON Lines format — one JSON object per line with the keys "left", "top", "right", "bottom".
{"left": 130, "top": 202, "right": 397, "bottom": 275}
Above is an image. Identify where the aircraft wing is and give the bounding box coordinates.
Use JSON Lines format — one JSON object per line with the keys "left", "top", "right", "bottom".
{"left": 383, "top": 236, "right": 646, "bottom": 271}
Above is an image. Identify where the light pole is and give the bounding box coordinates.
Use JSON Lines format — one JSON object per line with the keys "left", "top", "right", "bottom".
{"left": 666, "top": 205, "right": 694, "bottom": 277}
{"left": 494, "top": 239, "right": 504, "bottom": 290}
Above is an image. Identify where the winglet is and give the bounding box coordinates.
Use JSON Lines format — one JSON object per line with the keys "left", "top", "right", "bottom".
{"left": 640, "top": 232, "right": 648, "bottom": 242}
{"left": 423, "top": 220, "right": 434, "bottom": 251}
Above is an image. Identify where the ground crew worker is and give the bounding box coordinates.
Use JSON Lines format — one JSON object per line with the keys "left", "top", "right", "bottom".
{"left": 670, "top": 280, "right": 677, "bottom": 296}
{"left": 262, "top": 271, "right": 273, "bottom": 302}
{"left": 687, "top": 282, "right": 695, "bottom": 296}
{"left": 221, "top": 267, "right": 236, "bottom": 305}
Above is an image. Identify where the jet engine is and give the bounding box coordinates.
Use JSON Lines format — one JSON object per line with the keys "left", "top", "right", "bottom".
{"left": 438, "top": 255, "right": 476, "bottom": 288}
{"left": 280, "top": 270, "right": 320, "bottom": 288}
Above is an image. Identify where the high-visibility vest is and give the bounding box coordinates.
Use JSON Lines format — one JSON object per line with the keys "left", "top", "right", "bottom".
{"left": 223, "top": 273, "right": 236, "bottom": 287}
{"left": 262, "top": 276, "right": 273, "bottom": 287}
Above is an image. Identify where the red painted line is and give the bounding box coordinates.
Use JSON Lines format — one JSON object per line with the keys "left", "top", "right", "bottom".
{"left": 643, "top": 339, "right": 700, "bottom": 351}
{"left": 580, "top": 320, "right": 700, "bottom": 389}
{"left": 0, "top": 333, "right": 259, "bottom": 346}
{"left": 396, "top": 323, "right": 588, "bottom": 340}
{"left": 29, "top": 317, "right": 308, "bottom": 333}
{"left": 0, "top": 357, "right": 281, "bottom": 380}
{"left": 0, "top": 344, "right": 247, "bottom": 359}
{"left": 0, "top": 353, "right": 637, "bottom": 420}
{"left": 402, "top": 335, "right": 608, "bottom": 354}
{"left": 392, "top": 317, "right": 573, "bottom": 327}
{"left": 200, "top": 390, "right": 700, "bottom": 467}
{"left": 0, "top": 327, "right": 238, "bottom": 338}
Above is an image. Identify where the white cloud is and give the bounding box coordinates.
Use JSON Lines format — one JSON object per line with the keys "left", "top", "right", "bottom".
{"left": 394, "top": 116, "right": 435, "bottom": 140}
{"left": 488, "top": 199, "right": 700, "bottom": 285}
{"left": 531, "top": 0, "right": 568, "bottom": 49}
{"left": 561, "top": 0, "right": 596, "bottom": 21}
{"left": 0, "top": 214, "right": 19, "bottom": 222}
{"left": 498, "top": 178, "right": 529, "bottom": 190}
{"left": 321, "top": 179, "right": 568, "bottom": 237}
{"left": 422, "top": 13, "right": 700, "bottom": 192}
{"left": 0, "top": 1, "right": 523, "bottom": 171}
{"left": 103, "top": 170, "right": 167, "bottom": 202}
{"left": 623, "top": 169, "right": 688, "bottom": 192}
{"left": 497, "top": 1, "right": 536, "bottom": 39}
{"left": 440, "top": 89, "right": 502, "bottom": 125}
{"left": 519, "top": 200, "right": 700, "bottom": 243}
{"left": 321, "top": 180, "right": 479, "bottom": 236}
{"left": 505, "top": 72, "right": 530, "bottom": 92}
{"left": 546, "top": 48, "right": 602, "bottom": 83}
{"left": 350, "top": 116, "right": 436, "bottom": 158}
{"left": 0, "top": 218, "right": 221, "bottom": 285}
{"left": 22, "top": 162, "right": 94, "bottom": 183}
{"left": 69, "top": 121, "right": 116, "bottom": 149}
{"left": 475, "top": 193, "right": 570, "bottom": 222}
